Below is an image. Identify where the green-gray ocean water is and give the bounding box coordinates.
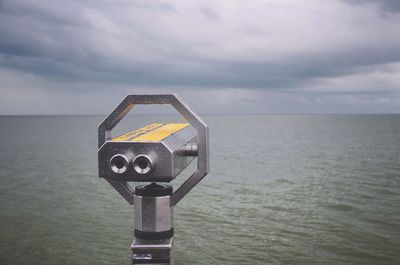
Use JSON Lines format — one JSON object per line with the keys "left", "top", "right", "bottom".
{"left": 0, "top": 115, "right": 399, "bottom": 265}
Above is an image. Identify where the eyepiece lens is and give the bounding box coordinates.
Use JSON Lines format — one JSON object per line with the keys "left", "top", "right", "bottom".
{"left": 133, "top": 155, "right": 153, "bottom": 175}
{"left": 115, "top": 158, "right": 125, "bottom": 169}
{"left": 138, "top": 157, "right": 148, "bottom": 169}
{"left": 110, "top": 154, "right": 129, "bottom": 174}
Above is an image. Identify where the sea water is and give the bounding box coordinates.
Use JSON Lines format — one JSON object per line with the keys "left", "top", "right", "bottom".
{"left": 0, "top": 115, "right": 399, "bottom": 265}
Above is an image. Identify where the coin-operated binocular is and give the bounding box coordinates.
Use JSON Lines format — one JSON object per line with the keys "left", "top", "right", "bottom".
{"left": 98, "top": 94, "right": 209, "bottom": 265}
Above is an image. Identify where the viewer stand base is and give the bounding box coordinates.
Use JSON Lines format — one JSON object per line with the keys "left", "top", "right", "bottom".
{"left": 131, "top": 237, "right": 173, "bottom": 265}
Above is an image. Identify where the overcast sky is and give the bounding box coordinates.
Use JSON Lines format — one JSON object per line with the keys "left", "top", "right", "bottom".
{"left": 0, "top": 0, "right": 400, "bottom": 114}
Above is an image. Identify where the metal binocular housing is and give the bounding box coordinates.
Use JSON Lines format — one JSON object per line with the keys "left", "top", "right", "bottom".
{"left": 98, "top": 93, "right": 208, "bottom": 206}
{"left": 98, "top": 124, "right": 197, "bottom": 182}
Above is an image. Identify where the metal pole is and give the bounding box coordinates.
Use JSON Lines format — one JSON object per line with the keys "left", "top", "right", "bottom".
{"left": 131, "top": 183, "right": 174, "bottom": 265}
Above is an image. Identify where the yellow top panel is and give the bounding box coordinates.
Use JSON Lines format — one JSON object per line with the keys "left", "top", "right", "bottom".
{"left": 113, "top": 123, "right": 189, "bottom": 142}
{"left": 113, "top": 123, "right": 163, "bottom": 142}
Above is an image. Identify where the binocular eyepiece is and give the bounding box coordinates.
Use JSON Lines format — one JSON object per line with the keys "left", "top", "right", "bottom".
{"left": 109, "top": 154, "right": 130, "bottom": 174}
{"left": 132, "top": 154, "right": 154, "bottom": 175}
{"left": 110, "top": 154, "right": 154, "bottom": 175}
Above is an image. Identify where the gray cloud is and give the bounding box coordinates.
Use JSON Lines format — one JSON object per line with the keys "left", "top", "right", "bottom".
{"left": 344, "top": 0, "right": 400, "bottom": 14}
{"left": 0, "top": 0, "right": 400, "bottom": 114}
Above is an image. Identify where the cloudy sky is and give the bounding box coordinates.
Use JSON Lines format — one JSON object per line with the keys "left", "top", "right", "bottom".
{"left": 0, "top": 0, "right": 400, "bottom": 114}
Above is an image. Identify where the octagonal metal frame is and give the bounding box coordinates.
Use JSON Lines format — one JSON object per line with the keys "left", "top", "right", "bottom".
{"left": 98, "top": 94, "right": 209, "bottom": 206}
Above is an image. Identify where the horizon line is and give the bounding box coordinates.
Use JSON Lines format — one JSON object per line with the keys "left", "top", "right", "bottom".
{"left": 1, "top": 112, "right": 400, "bottom": 117}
